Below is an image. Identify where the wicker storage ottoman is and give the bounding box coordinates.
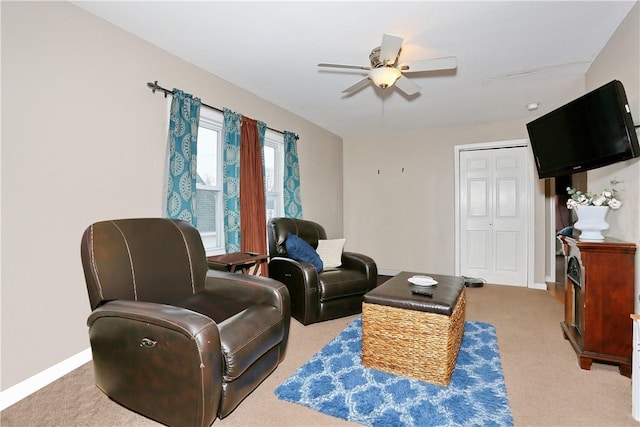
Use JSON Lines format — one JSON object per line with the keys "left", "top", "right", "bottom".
{"left": 362, "top": 272, "right": 466, "bottom": 386}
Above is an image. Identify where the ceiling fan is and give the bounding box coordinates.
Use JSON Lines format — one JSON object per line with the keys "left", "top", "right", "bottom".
{"left": 318, "top": 34, "right": 457, "bottom": 96}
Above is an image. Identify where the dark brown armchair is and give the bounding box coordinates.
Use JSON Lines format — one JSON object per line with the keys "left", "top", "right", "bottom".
{"left": 267, "top": 217, "right": 377, "bottom": 325}
{"left": 81, "top": 218, "right": 290, "bottom": 427}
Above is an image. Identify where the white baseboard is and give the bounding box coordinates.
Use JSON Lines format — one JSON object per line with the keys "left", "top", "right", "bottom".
{"left": 378, "top": 269, "right": 401, "bottom": 276}
{"left": 1, "top": 348, "right": 92, "bottom": 411}
{"left": 530, "top": 282, "right": 547, "bottom": 290}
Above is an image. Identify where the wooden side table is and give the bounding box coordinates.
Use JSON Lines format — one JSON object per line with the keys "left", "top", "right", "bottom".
{"left": 206, "top": 252, "right": 268, "bottom": 275}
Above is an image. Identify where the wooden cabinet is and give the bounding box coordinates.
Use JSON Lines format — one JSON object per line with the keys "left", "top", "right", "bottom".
{"left": 560, "top": 236, "right": 636, "bottom": 377}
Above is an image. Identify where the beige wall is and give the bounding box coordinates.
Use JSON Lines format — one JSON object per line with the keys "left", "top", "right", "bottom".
{"left": 343, "top": 120, "right": 546, "bottom": 281}
{"left": 586, "top": 3, "right": 640, "bottom": 309}
{"left": 1, "top": 1, "right": 342, "bottom": 390}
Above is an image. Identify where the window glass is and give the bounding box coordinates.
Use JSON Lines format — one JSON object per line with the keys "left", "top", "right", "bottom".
{"left": 264, "top": 145, "right": 275, "bottom": 192}
{"left": 197, "top": 127, "right": 218, "bottom": 186}
{"left": 264, "top": 131, "right": 284, "bottom": 223}
{"left": 196, "top": 111, "right": 223, "bottom": 254}
{"left": 195, "top": 189, "right": 217, "bottom": 233}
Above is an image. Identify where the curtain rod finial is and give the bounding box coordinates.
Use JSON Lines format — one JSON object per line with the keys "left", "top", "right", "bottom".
{"left": 147, "top": 81, "right": 159, "bottom": 94}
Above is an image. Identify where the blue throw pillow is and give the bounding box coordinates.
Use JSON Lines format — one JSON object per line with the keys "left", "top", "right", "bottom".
{"left": 285, "top": 233, "right": 323, "bottom": 272}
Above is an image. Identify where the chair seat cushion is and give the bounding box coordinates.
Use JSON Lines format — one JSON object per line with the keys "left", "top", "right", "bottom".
{"left": 318, "top": 269, "right": 369, "bottom": 302}
{"left": 177, "top": 293, "right": 285, "bottom": 381}
{"left": 217, "top": 304, "right": 284, "bottom": 381}
{"left": 178, "top": 291, "right": 252, "bottom": 323}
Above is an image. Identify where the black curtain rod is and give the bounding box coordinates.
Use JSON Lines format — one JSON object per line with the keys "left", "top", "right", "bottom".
{"left": 147, "top": 81, "right": 298, "bottom": 139}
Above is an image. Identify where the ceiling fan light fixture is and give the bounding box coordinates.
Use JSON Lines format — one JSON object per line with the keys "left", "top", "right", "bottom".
{"left": 321, "top": 33, "right": 456, "bottom": 96}
{"left": 369, "top": 67, "right": 401, "bottom": 89}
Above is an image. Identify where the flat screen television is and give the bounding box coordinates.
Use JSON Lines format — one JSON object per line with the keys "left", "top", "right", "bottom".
{"left": 526, "top": 80, "right": 640, "bottom": 179}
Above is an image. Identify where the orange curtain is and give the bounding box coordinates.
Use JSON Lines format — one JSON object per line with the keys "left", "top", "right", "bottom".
{"left": 240, "top": 117, "right": 268, "bottom": 276}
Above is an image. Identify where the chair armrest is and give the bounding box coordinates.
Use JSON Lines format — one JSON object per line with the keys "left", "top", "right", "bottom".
{"left": 87, "top": 299, "right": 224, "bottom": 423}
{"left": 88, "top": 300, "right": 223, "bottom": 370}
{"left": 342, "top": 252, "right": 378, "bottom": 278}
{"left": 268, "top": 256, "right": 319, "bottom": 290}
{"left": 268, "top": 256, "right": 320, "bottom": 324}
{"left": 88, "top": 300, "right": 221, "bottom": 343}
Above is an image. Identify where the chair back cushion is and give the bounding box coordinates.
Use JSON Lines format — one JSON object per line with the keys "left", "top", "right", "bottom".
{"left": 268, "top": 218, "right": 327, "bottom": 257}
{"left": 81, "top": 218, "right": 208, "bottom": 310}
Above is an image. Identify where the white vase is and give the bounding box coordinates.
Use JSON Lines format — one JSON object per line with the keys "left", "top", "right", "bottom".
{"left": 574, "top": 205, "right": 609, "bottom": 241}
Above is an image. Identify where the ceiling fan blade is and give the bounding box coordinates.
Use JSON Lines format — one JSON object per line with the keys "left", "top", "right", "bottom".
{"left": 379, "top": 34, "right": 403, "bottom": 63}
{"left": 401, "top": 56, "right": 458, "bottom": 73}
{"left": 394, "top": 75, "right": 421, "bottom": 96}
{"left": 341, "top": 77, "right": 371, "bottom": 94}
{"left": 318, "top": 62, "right": 370, "bottom": 71}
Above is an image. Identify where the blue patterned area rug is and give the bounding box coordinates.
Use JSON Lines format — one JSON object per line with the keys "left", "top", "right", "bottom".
{"left": 275, "top": 318, "right": 513, "bottom": 427}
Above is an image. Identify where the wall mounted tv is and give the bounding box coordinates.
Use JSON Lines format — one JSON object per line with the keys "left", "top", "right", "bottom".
{"left": 526, "top": 79, "right": 640, "bottom": 179}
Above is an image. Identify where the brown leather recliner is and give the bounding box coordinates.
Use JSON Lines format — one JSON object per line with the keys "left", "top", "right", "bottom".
{"left": 267, "top": 218, "right": 377, "bottom": 325}
{"left": 81, "top": 218, "right": 290, "bottom": 427}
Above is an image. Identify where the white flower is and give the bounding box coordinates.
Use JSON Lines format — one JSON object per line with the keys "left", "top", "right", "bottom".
{"left": 566, "top": 182, "right": 622, "bottom": 210}
{"left": 609, "top": 198, "right": 621, "bottom": 210}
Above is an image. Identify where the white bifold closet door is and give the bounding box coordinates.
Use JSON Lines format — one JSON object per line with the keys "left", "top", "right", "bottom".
{"left": 459, "top": 146, "right": 528, "bottom": 286}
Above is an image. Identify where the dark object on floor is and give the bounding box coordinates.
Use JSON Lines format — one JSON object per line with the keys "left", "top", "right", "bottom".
{"left": 81, "top": 218, "right": 291, "bottom": 427}
{"left": 464, "top": 276, "right": 486, "bottom": 287}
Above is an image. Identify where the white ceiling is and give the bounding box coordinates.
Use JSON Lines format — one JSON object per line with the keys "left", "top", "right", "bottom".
{"left": 73, "top": 1, "right": 637, "bottom": 137}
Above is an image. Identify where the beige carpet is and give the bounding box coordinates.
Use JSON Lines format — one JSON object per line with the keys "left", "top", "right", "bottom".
{"left": 2, "top": 284, "right": 638, "bottom": 426}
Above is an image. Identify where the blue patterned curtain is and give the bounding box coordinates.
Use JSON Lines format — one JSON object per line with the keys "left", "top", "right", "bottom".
{"left": 166, "top": 89, "right": 201, "bottom": 225}
{"left": 223, "top": 109, "right": 242, "bottom": 252}
{"left": 284, "top": 131, "right": 303, "bottom": 218}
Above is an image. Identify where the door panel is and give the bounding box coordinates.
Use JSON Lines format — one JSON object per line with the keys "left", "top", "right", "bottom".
{"left": 496, "top": 231, "right": 517, "bottom": 271}
{"left": 497, "top": 178, "right": 517, "bottom": 216}
{"left": 467, "top": 230, "right": 489, "bottom": 268}
{"left": 469, "top": 180, "right": 488, "bottom": 216}
{"left": 460, "top": 146, "right": 528, "bottom": 286}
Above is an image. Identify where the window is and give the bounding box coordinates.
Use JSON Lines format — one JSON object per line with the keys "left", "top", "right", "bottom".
{"left": 194, "top": 108, "right": 284, "bottom": 255}
{"left": 264, "top": 130, "right": 284, "bottom": 224}
{"left": 196, "top": 109, "right": 223, "bottom": 254}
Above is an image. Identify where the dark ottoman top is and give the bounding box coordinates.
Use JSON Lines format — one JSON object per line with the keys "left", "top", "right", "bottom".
{"left": 364, "top": 271, "right": 465, "bottom": 316}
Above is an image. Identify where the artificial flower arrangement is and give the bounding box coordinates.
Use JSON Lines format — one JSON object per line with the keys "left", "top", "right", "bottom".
{"left": 566, "top": 180, "right": 622, "bottom": 210}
